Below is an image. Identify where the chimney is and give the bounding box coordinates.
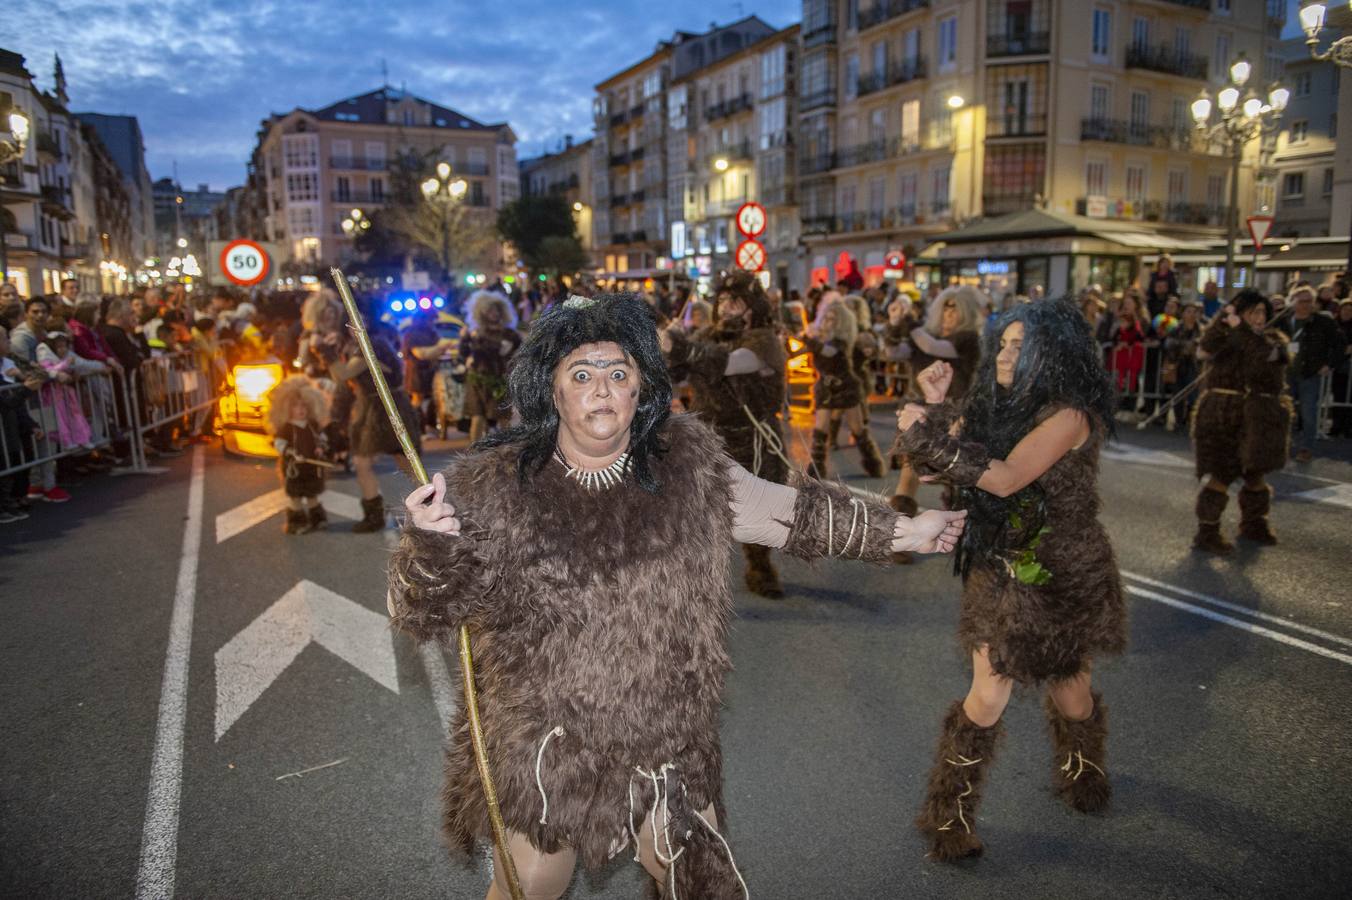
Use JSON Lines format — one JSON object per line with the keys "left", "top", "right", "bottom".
{"left": 564, "top": 134, "right": 573, "bottom": 149}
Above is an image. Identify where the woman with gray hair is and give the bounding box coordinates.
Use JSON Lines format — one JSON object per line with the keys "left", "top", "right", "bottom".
{"left": 888, "top": 285, "right": 987, "bottom": 561}
{"left": 460, "top": 291, "right": 522, "bottom": 444}
{"left": 799, "top": 293, "right": 885, "bottom": 478}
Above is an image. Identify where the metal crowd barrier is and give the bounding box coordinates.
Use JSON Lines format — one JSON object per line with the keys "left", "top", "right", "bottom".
{"left": 126, "top": 349, "right": 223, "bottom": 470}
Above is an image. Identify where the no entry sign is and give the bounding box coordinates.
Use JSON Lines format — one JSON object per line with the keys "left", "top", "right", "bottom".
{"left": 735, "top": 239, "right": 766, "bottom": 272}
{"left": 219, "top": 239, "right": 271, "bottom": 287}
{"left": 735, "top": 202, "right": 767, "bottom": 238}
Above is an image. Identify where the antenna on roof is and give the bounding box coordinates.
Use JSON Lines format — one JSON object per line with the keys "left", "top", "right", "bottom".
{"left": 380, "top": 58, "right": 389, "bottom": 88}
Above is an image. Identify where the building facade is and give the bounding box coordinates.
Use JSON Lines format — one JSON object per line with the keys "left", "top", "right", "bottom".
{"left": 74, "top": 112, "right": 155, "bottom": 265}
{"left": 249, "top": 87, "right": 517, "bottom": 271}
{"left": 798, "top": 0, "right": 1281, "bottom": 295}
{"left": 668, "top": 24, "right": 800, "bottom": 291}
{"left": 519, "top": 136, "right": 595, "bottom": 255}
{"left": 1270, "top": 37, "right": 1338, "bottom": 238}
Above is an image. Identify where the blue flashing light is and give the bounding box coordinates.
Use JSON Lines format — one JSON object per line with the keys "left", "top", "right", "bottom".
{"left": 419, "top": 297, "right": 432, "bottom": 310}
{"left": 390, "top": 299, "right": 404, "bottom": 312}
{"left": 433, "top": 296, "right": 445, "bottom": 308}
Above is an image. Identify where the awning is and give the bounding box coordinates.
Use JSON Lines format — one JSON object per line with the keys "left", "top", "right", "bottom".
{"left": 1091, "top": 231, "right": 1214, "bottom": 251}
{"left": 1255, "top": 240, "right": 1350, "bottom": 270}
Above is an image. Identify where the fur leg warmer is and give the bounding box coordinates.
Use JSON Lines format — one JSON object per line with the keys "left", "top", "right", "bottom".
{"left": 808, "top": 429, "right": 829, "bottom": 479}
{"left": 915, "top": 700, "right": 1004, "bottom": 862}
{"left": 742, "top": 543, "right": 783, "bottom": 598}
{"left": 891, "top": 415, "right": 991, "bottom": 486}
{"left": 1192, "top": 486, "right": 1233, "bottom": 555}
{"left": 307, "top": 503, "right": 328, "bottom": 532}
{"left": 854, "top": 430, "right": 884, "bottom": 478}
{"left": 1238, "top": 482, "right": 1277, "bottom": 545}
{"left": 779, "top": 475, "right": 900, "bottom": 564}
{"left": 283, "top": 508, "right": 308, "bottom": 535}
{"left": 1045, "top": 692, "right": 1111, "bottom": 814}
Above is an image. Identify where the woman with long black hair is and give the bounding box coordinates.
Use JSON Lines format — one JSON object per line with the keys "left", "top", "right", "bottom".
{"left": 894, "top": 297, "right": 1126, "bottom": 862}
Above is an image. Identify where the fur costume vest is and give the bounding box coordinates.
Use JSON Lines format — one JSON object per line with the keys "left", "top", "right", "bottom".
{"left": 389, "top": 415, "right": 740, "bottom": 874}
{"left": 1191, "top": 319, "right": 1292, "bottom": 481}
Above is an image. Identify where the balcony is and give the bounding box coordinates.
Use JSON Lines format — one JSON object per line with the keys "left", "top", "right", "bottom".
{"left": 982, "top": 194, "right": 1039, "bottom": 216}
{"left": 459, "top": 162, "right": 491, "bottom": 177}
{"left": 707, "top": 139, "right": 753, "bottom": 163}
{"left": 609, "top": 110, "right": 629, "bottom": 128}
{"left": 858, "top": 0, "right": 930, "bottom": 32}
{"left": 37, "top": 131, "right": 63, "bottom": 159}
{"left": 60, "top": 241, "right": 91, "bottom": 261}
{"left": 1125, "top": 44, "right": 1208, "bottom": 79}
{"left": 630, "top": 105, "right": 645, "bottom": 120}
{"left": 330, "top": 191, "right": 387, "bottom": 204}
{"left": 857, "top": 56, "right": 927, "bottom": 97}
{"left": 799, "top": 153, "right": 837, "bottom": 176}
{"left": 1075, "top": 196, "right": 1230, "bottom": 226}
{"left": 986, "top": 31, "right": 1051, "bottom": 58}
{"left": 705, "top": 94, "right": 753, "bottom": 122}
{"left": 40, "top": 184, "right": 74, "bottom": 216}
{"left": 328, "top": 157, "right": 387, "bottom": 171}
{"left": 631, "top": 230, "right": 648, "bottom": 242}
{"left": 1080, "top": 118, "right": 1221, "bottom": 154}
{"left": 610, "top": 193, "right": 628, "bottom": 208}
{"left": 800, "top": 88, "right": 837, "bottom": 112}
{"left": 986, "top": 113, "right": 1048, "bottom": 139}
{"left": 1158, "top": 0, "right": 1209, "bottom": 10}
{"left": 803, "top": 23, "right": 836, "bottom": 48}
{"left": 611, "top": 232, "right": 629, "bottom": 245}
{"left": 609, "top": 151, "right": 631, "bottom": 168}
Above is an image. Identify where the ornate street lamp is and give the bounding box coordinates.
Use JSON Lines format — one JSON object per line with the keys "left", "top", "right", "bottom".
{"left": 341, "top": 207, "right": 371, "bottom": 236}
{"left": 1191, "top": 54, "right": 1288, "bottom": 299}
{"left": 421, "top": 163, "right": 468, "bottom": 278}
{"left": 1299, "top": 2, "right": 1352, "bottom": 68}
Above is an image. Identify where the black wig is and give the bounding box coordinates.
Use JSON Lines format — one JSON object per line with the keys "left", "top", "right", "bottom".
{"left": 479, "top": 293, "right": 672, "bottom": 492}
{"left": 955, "top": 296, "right": 1116, "bottom": 577}
{"left": 712, "top": 270, "right": 774, "bottom": 330}
{"left": 1231, "top": 287, "right": 1271, "bottom": 321}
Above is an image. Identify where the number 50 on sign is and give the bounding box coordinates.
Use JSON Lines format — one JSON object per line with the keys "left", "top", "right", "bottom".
{"left": 219, "top": 239, "right": 271, "bottom": 287}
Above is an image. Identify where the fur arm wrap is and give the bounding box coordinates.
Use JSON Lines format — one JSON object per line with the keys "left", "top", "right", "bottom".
{"left": 664, "top": 328, "right": 730, "bottom": 385}
{"left": 780, "top": 475, "right": 900, "bottom": 563}
{"left": 386, "top": 524, "right": 490, "bottom": 644}
{"left": 892, "top": 413, "right": 992, "bottom": 485}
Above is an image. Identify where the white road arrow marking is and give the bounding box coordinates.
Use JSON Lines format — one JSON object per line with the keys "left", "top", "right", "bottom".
{"left": 214, "top": 580, "right": 399, "bottom": 740}
{"left": 1101, "top": 442, "right": 1194, "bottom": 470}
{"left": 1289, "top": 483, "right": 1352, "bottom": 509}
{"left": 215, "top": 489, "right": 364, "bottom": 543}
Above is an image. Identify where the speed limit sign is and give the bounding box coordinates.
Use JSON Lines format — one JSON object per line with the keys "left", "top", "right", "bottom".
{"left": 735, "top": 239, "right": 766, "bottom": 272}
{"left": 219, "top": 239, "right": 271, "bottom": 287}
{"left": 735, "top": 202, "right": 767, "bottom": 238}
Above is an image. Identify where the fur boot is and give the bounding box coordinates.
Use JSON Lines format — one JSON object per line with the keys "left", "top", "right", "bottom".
{"left": 1192, "top": 486, "right": 1232, "bottom": 555}
{"left": 351, "top": 495, "right": 386, "bottom": 533}
{"left": 854, "top": 430, "right": 884, "bottom": 478}
{"left": 1237, "top": 483, "right": 1277, "bottom": 545}
{"left": 915, "top": 700, "right": 1004, "bottom": 862}
{"left": 307, "top": 503, "right": 328, "bottom": 532}
{"left": 1044, "top": 692, "right": 1111, "bottom": 814}
{"left": 742, "top": 543, "right": 783, "bottom": 598}
{"left": 889, "top": 494, "right": 919, "bottom": 565}
{"left": 807, "top": 429, "right": 830, "bottom": 479}
{"left": 283, "top": 508, "right": 309, "bottom": 535}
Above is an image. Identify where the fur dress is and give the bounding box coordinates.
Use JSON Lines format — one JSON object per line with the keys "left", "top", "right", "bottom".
{"left": 388, "top": 415, "right": 899, "bottom": 894}
{"left": 896, "top": 405, "right": 1127, "bottom": 683}
{"left": 801, "top": 336, "right": 862, "bottom": 409}
{"left": 1191, "top": 319, "right": 1292, "bottom": 483}
{"left": 459, "top": 327, "right": 522, "bottom": 420}
{"left": 666, "top": 325, "right": 788, "bottom": 483}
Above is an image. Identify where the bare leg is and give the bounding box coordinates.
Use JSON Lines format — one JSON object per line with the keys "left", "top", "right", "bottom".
{"left": 353, "top": 454, "right": 380, "bottom": 501}
{"left": 1047, "top": 668, "right": 1094, "bottom": 722}
{"left": 486, "top": 832, "right": 577, "bottom": 900}
{"left": 963, "top": 645, "right": 1014, "bottom": 727}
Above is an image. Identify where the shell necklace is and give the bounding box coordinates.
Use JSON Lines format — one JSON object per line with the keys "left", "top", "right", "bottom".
{"left": 555, "top": 447, "right": 630, "bottom": 491}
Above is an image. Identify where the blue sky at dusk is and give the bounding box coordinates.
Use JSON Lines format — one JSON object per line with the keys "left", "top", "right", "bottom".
{"left": 9, "top": 0, "right": 1304, "bottom": 191}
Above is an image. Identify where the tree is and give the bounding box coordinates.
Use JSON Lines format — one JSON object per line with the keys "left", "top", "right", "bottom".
{"left": 496, "top": 195, "right": 583, "bottom": 274}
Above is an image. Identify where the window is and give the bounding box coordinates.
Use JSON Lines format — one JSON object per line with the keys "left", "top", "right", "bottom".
{"left": 365, "top": 142, "right": 386, "bottom": 169}
{"left": 847, "top": 0, "right": 859, "bottom": 31}
{"left": 1206, "top": 174, "right": 1225, "bottom": 212}
{"left": 1217, "top": 0, "right": 1231, "bottom": 12}
{"left": 932, "top": 165, "right": 951, "bottom": 210}
{"left": 469, "top": 146, "right": 488, "bottom": 171}
{"left": 335, "top": 176, "right": 350, "bottom": 201}
{"left": 1167, "top": 169, "right": 1187, "bottom": 204}
{"left": 1172, "top": 98, "right": 1189, "bottom": 133}
{"left": 845, "top": 54, "right": 859, "bottom": 101}
{"left": 1131, "top": 17, "right": 1148, "bottom": 51}
{"left": 1323, "top": 168, "right": 1334, "bottom": 197}
{"left": 938, "top": 15, "right": 958, "bottom": 70}
{"left": 1126, "top": 164, "right": 1146, "bottom": 202}
{"left": 901, "top": 100, "right": 920, "bottom": 147}
{"left": 1090, "top": 83, "right": 1110, "bottom": 122}
{"left": 898, "top": 172, "right": 918, "bottom": 217}
{"left": 1295, "top": 72, "right": 1312, "bottom": 97}
{"left": 643, "top": 71, "right": 662, "bottom": 99}
{"left": 757, "top": 97, "right": 786, "bottom": 149}
{"left": 285, "top": 172, "right": 318, "bottom": 202}
{"left": 1085, "top": 160, "right": 1107, "bottom": 197}
{"left": 981, "top": 145, "right": 1046, "bottom": 213}
{"left": 282, "top": 133, "right": 318, "bottom": 170}
{"left": 903, "top": 29, "right": 921, "bottom": 66}
{"left": 868, "top": 176, "right": 885, "bottom": 225}
{"left": 1290, "top": 120, "right": 1308, "bottom": 144}
{"left": 760, "top": 45, "right": 786, "bottom": 99}
{"left": 1282, "top": 172, "right": 1304, "bottom": 198}
{"left": 370, "top": 177, "right": 384, "bottom": 201}
{"left": 668, "top": 85, "right": 688, "bottom": 130}
{"left": 1091, "top": 9, "right": 1112, "bottom": 59}
{"left": 869, "top": 108, "right": 886, "bottom": 144}
{"left": 1214, "top": 33, "right": 1232, "bottom": 79}
{"left": 330, "top": 139, "right": 352, "bottom": 165}
{"left": 1129, "top": 91, "right": 1149, "bottom": 140}
{"left": 872, "top": 40, "right": 886, "bottom": 80}
{"left": 402, "top": 107, "right": 415, "bottom": 126}
{"left": 802, "top": 52, "right": 829, "bottom": 97}
{"left": 840, "top": 184, "right": 856, "bottom": 218}
{"left": 285, "top": 206, "right": 316, "bottom": 236}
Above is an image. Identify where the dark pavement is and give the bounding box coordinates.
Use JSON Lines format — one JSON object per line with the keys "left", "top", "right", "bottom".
{"left": 2, "top": 411, "right": 1350, "bottom": 899}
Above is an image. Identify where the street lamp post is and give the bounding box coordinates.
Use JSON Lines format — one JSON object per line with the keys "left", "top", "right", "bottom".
{"left": 1190, "top": 55, "right": 1288, "bottom": 300}
{"left": 1297, "top": 2, "right": 1352, "bottom": 280}
{"left": 421, "top": 162, "right": 467, "bottom": 281}
{"left": 0, "top": 103, "right": 32, "bottom": 285}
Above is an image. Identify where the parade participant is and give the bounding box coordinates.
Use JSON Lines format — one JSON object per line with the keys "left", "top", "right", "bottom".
{"left": 662, "top": 270, "right": 791, "bottom": 597}
{"left": 268, "top": 376, "right": 331, "bottom": 534}
{"left": 885, "top": 285, "right": 985, "bottom": 561}
{"left": 798, "top": 293, "right": 884, "bottom": 478}
{"left": 388, "top": 293, "right": 966, "bottom": 900}
{"left": 894, "top": 298, "right": 1124, "bottom": 862}
{"left": 1191, "top": 290, "right": 1293, "bottom": 553}
{"left": 460, "top": 291, "right": 522, "bottom": 444}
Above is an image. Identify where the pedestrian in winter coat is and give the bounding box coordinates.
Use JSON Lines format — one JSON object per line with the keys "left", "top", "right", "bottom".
{"left": 1281, "top": 285, "right": 1346, "bottom": 461}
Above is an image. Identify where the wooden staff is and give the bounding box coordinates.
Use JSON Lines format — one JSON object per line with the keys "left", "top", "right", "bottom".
{"left": 329, "top": 269, "right": 523, "bottom": 900}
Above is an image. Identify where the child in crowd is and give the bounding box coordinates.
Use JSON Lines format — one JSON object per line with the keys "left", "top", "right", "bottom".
{"left": 34, "top": 332, "right": 95, "bottom": 450}
{"left": 267, "top": 375, "right": 330, "bottom": 535}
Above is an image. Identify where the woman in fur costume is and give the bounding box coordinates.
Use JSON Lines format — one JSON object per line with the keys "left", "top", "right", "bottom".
{"left": 894, "top": 298, "right": 1125, "bottom": 862}
{"left": 887, "top": 285, "right": 986, "bottom": 561}
{"left": 387, "top": 293, "right": 967, "bottom": 900}
{"left": 662, "top": 270, "right": 791, "bottom": 598}
{"left": 797, "top": 293, "right": 884, "bottom": 478}
{"left": 1189, "top": 289, "right": 1292, "bottom": 554}
{"left": 460, "top": 290, "right": 522, "bottom": 444}
{"left": 267, "top": 376, "right": 330, "bottom": 534}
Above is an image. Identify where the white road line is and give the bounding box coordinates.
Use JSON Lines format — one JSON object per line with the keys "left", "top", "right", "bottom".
{"left": 419, "top": 644, "right": 458, "bottom": 737}
{"left": 1123, "top": 571, "right": 1352, "bottom": 650}
{"left": 135, "top": 445, "right": 205, "bottom": 899}
{"left": 1288, "top": 483, "right": 1352, "bottom": 509}
{"left": 1125, "top": 585, "right": 1352, "bottom": 667}
{"left": 215, "top": 489, "right": 363, "bottom": 543}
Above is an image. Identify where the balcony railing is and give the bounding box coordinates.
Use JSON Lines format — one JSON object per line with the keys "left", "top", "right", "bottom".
{"left": 459, "top": 162, "right": 491, "bottom": 176}
{"left": 986, "top": 31, "right": 1051, "bottom": 57}
{"left": 330, "top": 191, "right": 387, "bottom": 204}
{"left": 1080, "top": 118, "right": 1220, "bottom": 153}
{"left": 799, "top": 153, "right": 837, "bottom": 176}
{"left": 800, "top": 88, "right": 837, "bottom": 112}
{"left": 609, "top": 110, "right": 629, "bottom": 128}
{"left": 857, "top": 56, "right": 927, "bottom": 96}
{"left": 60, "top": 241, "right": 91, "bottom": 261}
{"left": 37, "top": 131, "right": 62, "bottom": 158}
{"left": 611, "top": 232, "right": 629, "bottom": 245}
{"left": 329, "top": 157, "right": 388, "bottom": 171}
{"left": 40, "top": 184, "right": 72, "bottom": 207}
{"left": 986, "top": 113, "right": 1048, "bottom": 138}
{"left": 1125, "top": 44, "right": 1209, "bottom": 79}
{"left": 801, "top": 205, "right": 946, "bottom": 236}
{"left": 705, "top": 94, "right": 753, "bottom": 122}
{"left": 858, "top": 0, "right": 930, "bottom": 32}
{"left": 707, "top": 139, "right": 753, "bottom": 162}
{"left": 1159, "top": 0, "right": 1210, "bottom": 11}
{"left": 803, "top": 23, "right": 837, "bottom": 48}
{"left": 609, "top": 151, "right": 631, "bottom": 168}
{"left": 610, "top": 193, "right": 628, "bottom": 208}
{"left": 1075, "top": 196, "right": 1231, "bottom": 226}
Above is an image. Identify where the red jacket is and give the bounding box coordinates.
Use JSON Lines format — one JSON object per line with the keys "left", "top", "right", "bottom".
{"left": 69, "top": 319, "right": 115, "bottom": 365}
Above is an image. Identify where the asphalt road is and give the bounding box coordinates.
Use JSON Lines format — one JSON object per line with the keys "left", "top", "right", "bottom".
{"left": 2, "top": 411, "right": 1350, "bottom": 900}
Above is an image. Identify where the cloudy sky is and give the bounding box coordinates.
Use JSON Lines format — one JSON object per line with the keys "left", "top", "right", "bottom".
{"left": 9, "top": 0, "right": 798, "bottom": 190}
{"left": 9, "top": 1, "right": 1304, "bottom": 192}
